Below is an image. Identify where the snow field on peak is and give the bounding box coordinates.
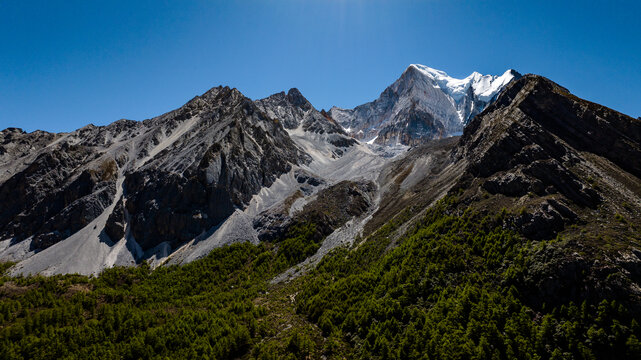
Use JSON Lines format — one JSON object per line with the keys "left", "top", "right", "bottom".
{"left": 410, "top": 64, "right": 516, "bottom": 103}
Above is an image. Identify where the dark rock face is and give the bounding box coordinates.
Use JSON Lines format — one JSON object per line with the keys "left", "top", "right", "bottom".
{"left": 512, "top": 199, "right": 577, "bottom": 239}
{"left": 462, "top": 77, "right": 600, "bottom": 208}
{"left": 0, "top": 119, "right": 144, "bottom": 252}
{"left": 294, "top": 170, "right": 325, "bottom": 189}
{"left": 254, "top": 88, "right": 311, "bottom": 130}
{"left": 494, "top": 75, "right": 641, "bottom": 178}
{"left": 0, "top": 128, "right": 60, "bottom": 184}
{"left": 458, "top": 74, "right": 641, "bottom": 238}
{"left": 523, "top": 159, "right": 600, "bottom": 207}
{"left": 123, "top": 170, "right": 220, "bottom": 249}
{"left": 112, "top": 86, "right": 310, "bottom": 250}
{"left": 254, "top": 180, "right": 376, "bottom": 242}
{"left": 0, "top": 143, "right": 118, "bottom": 249}
{"left": 105, "top": 199, "right": 126, "bottom": 242}
{"left": 295, "top": 180, "right": 376, "bottom": 240}
{"left": 0, "top": 86, "right": 310, "bottom": 254}
{"left": 482, "top": 172, "right": 541, "bottom": 197}
{"left": 256, "top": 89, "right": 348, "bottom": 135}
{"left": 375, "top": 105, "right": 446, "bottom": 146}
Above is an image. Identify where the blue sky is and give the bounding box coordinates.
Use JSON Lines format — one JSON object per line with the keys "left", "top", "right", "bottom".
{"left": 1, "top": 0, "right": 640, "bottom": 132}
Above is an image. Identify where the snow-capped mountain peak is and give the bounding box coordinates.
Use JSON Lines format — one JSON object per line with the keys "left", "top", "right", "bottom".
{"left": 330, "top": 64, "right": 521, "bottom": 145}
{"left": 408, "top": 64, "right": 518, "bottom": 103}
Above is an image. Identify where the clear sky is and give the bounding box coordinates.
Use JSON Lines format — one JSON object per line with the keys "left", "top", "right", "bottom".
{"left": 1, "top": 0, "right": 640, "bottom": 133}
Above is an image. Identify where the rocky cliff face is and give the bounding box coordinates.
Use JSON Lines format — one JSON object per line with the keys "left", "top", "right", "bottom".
{"left": 111, "top": 87, "right": 311, "bottom": 250}
{"left": 0, "top": 123, "right": 139, "bottom": 251}
{"left": 454, "top": 74, "right": 641, "bottom": 237}
{"left": 254, "top": 179, "right": 376, "bottom": 243}
{"left": 330, "top": 64, "right": 520, "bottom": 145}
{"left": 462, "top": 75, "right": 641, "bottom": 179}
{"left": 0, "top": 86, "right": 311, "bottom": 271}
{"left": 255, "top": 88, "right": 357, "bottom": 149}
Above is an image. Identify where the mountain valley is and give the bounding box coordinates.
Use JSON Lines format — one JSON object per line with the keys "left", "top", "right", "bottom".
{"left": 1, "top": 66, "right": 641, "bottom": 359}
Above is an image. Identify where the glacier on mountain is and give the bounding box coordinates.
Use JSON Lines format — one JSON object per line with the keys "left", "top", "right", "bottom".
{"left": 330, "top": 64, "right": 520, "bottom": 145}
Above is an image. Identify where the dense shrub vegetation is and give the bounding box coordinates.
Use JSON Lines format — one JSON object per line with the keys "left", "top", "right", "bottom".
{"left": 1, "top": 198, "right": 639, "bottom": 359}
{"left": 1, "top": 244, "right": 265, "bottom": 359}
{"left": 0, "top": 222, "right": 322, "bottom": 360}
{"left": 297, "top": 199, "right": 641, "bottom": 359}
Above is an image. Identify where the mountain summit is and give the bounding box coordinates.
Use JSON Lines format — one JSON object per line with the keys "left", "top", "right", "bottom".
{"left": 330, "top": 64, "right": 520, "bottom": 145}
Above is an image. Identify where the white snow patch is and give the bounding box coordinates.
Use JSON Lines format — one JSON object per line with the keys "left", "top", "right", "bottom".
{"left": 410, "top": 64, "right": 516, "bottom": 103}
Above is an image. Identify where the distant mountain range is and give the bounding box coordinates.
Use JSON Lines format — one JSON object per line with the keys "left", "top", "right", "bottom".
{"left": 2, "top": 65, "right": 641, "bottom": 358}
{"left": 0, "top": 65, "right": 639, "bottom": 292}
{"left": 330, "top": 65, "right": 520, "bottom": 145}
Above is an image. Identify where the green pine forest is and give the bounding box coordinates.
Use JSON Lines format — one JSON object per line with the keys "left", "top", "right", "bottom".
{"left": 1, "top": 197, "right": 640, "bottom": 359}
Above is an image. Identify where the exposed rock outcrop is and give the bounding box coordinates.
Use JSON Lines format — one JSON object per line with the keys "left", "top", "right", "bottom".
{"left": 0, "top": 145, "right": 119, "bottom": 249}
{"left": 457, "top": 74, "right": 641, "bottom": 223}
{"left": 112, "top": 86, "right": 310, "bottom": 250}
{"left": 255, "top": 88, "right": 357, "bottom": 149}
{"left": 254, "top": 180, "right": 376, "bottom": 242}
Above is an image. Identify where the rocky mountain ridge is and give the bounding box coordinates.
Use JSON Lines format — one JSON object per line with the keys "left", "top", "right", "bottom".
{"left": 1, "top": 68, "right": 639, "bottom": 288}
{"left": 453, "top": 74, "right": 641, "bottom": 309}
{"left": 0, "top": 86, "right": 323, "bottom": 274}
{"left": 330, "top": 64, "right": 520, "bottom": 145}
